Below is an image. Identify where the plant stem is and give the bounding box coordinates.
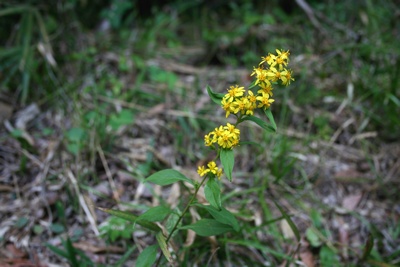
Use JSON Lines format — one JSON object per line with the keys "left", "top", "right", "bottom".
{"left": 155, "top": 174, "right": 209, "bottom": 266}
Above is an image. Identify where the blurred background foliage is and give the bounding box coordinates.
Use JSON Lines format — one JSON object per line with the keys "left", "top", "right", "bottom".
{"left": 1, "top": 0, "right": 399, "bottom": 137}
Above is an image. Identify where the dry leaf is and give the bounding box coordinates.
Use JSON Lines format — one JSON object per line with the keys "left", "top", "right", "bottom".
{"left": 342, "top": 194, "right": 362, "bottom": 211}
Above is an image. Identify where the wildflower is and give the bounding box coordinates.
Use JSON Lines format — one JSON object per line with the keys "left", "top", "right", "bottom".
{"left": 225, "top": 85, "right": 245, "bottom": 102}
{"left": 216, "top": 168, "right": 223, "bottom": 179}
{"left": 204, "top": 133, "right": 214, "bottom": 146}
{"left": 266, "top": 67, "right": 283, "bottom": 82}
{"left": 217, "top": 131, "right": 233, "bottom": 149}
{"left": 260, "top": 53, "right": 276, "bottom": 66}
{"left": 197, "top": 165, "right": 209, "bottom": 177}
{"left": 224, "top": 123, "right": 240, "bottom": 138}
{"left": 207, "top": 161, "right": 219, "bottom": 175}
{"left": 221, "top": 97, "right": 235, "bottom": 118}
{"left": 232, "top": 97, "right": 249, "bottom": 115}
{"left": 269, "top": 49, "right": 289, "bottom": 70}
{"left": 256, "top": 92, "right": 275, "bottom": 109}
{"left": 257, "top": 82, "right": 273, "bottom": 96}
{"left": 251, "top": 66, "right": 267, "bottom": 85}
{"left": 280, "top": 69, "right": 294, "bottom": 86}
{"left": 276, "top": 49, "right": 290, "bottom": 62}
{"left": 247, "top": 90, "right": 258, "bottom": 110}
{"left": 213, "top": 125, "right": 225, "bottom": 139}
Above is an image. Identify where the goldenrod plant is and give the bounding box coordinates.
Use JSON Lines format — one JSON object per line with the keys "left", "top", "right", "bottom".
{"left": 99, "top": 49, "right": 294, "bottom": 266}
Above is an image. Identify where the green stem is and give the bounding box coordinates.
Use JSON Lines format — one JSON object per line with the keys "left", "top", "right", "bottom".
{"left": 155, "top": 174, "right": 209, "bottom": 266}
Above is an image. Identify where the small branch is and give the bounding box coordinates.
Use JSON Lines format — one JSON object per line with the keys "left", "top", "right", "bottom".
{"left": 294, "top": 0, "right": 325, "bottom": 33}
{"left": 97, "top": 145, "right": 120, "bottom": 203}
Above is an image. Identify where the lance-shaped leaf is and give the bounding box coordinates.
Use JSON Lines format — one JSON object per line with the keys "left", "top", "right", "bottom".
{"left": 195, "top": 204, "right": 239, "bottom": 232}
{"left": 206, "top": 85, "right": 224, "bottom": 105}
{"left": 136, "top": 245, "right": 158, "bottom": 267}
{"left": 156, "top": 231, "right": 172, "bottom": 263}
{"left": 180, "top": 219, "right": 234, "bottom": 236}
{"left": 264, "top": 108, "right": 277, "bottom": 132}
{"left": 220, "top": 148, "right": 234, "bottom": 182}
{"left": 273, "top": 200, "right": 300, "bottom": 242}
{"left": 242, "top": 115, "right": 275, "bottom": 133}
{"left": 97, "top": 207, "right": 160, "bottom": 232}
{"left": 145, "top": 169, "right": 194, "bottom": 186}
{"left": 137, "top": 205, "right": 171, "bottom": 222}
{"left": 204, "top": 177, "right": 221, "bottom": 210}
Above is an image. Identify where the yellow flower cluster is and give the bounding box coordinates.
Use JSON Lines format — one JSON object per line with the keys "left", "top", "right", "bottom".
{"left": 204, "top": 123, "right": 240, "bottom": 149}
{"left": 221, "top": 49, "right": 294, "bottom": 118}
{"left": 197, "top": 161, "right": 223, "bottom": 178}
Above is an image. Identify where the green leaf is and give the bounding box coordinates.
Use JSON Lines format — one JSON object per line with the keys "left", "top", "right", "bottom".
{"left": 97, "top": 207, "right": 161, "bottom": 232}
{"left": 180, "top": 219, "right": 234, "bottom": 236}
{"left": 264, "top": 108, "right": 277, "bottom": 132}
{"left": 66, "top": 127, "right": 86, "bottom": 142}
{"left": 195, "top": 204, "right": 239, "bottom": 232}
{"left": 320, "top": 246, "right": 340, "bottom": 267}
{"left": 166, "top": 208, "right": 181, "bottom": 238}
{"left": 136, "top": 245, "right": 158, "bottom": 267}
{"left": 273, "top": 200, "right": 300, "bottom": 242}
{"left": 206, "top": 85, "right": 224, "bottom": 105}
{"left": 306, "top": 227, "right": 321, "bottom": 247}
{"left": 50, "top": 223, "right": 65, "bottom": 234}
{"left": 109, "top": 109, "right": 134, "bottom": 130}
{"left": 220, "top": 149, "right": 234, "bottom": 182}
{"left": 46, "top": 244, "right": 69, "bottom": 260}
{"left": 145, "top": 169, "right": 194, "bottom": 186}
{"left": 204, "top": 177, "right": 222, "bottom": 210}
{"left": 64, "top": 237, "right": 80, "bottom": 267}
{"left": 137, "top": 206, "right": 171, "bottom": 222}
{"left": 156, "top": 231, "right": 172, "bottom": 263}
{"left": 243, "top": 115, "right": 275, "bottom": 133}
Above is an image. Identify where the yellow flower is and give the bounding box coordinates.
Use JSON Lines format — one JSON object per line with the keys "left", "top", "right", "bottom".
{"left": 247, "top": 90, "right": 258, "bottom": 110}
{"left": 266, "top": 67, "right": 283, "bottom": 82}
{"left": 251, "top": 66, "right": 267, "bottom": 85}
{"left": 276, "top": 49, "right": 290, "bottom": 61}
{"left": 257, "top": 82, "right": 273, "bottom": 96}
{"left": 197, "top": 165, "right": 209, "bottom": 177}
{"left": 256, "top": 92, "right": 275, "bottom": 109}
{"left": 207, "top": 161, "right": 219, "bottom": 175}
{"left": 280, "top": 69, "right": 294, "bottom": 86}
{"left": 272, "top": 49, "right": 290, "bottom": 70}
{"left": 224, "top": 85, "right": 245, "bottom": 102}
{"left": 260, "top": 53, "right": 276, "bottom": 66}
{"left": 216, "top": 168, "right": 223, "bottom": 179}
{"left": 214, "top": 125, "right": 225, "bottom": 138}
{"left": 221, "top": 97, "right": 235, "bottom": 118}
{"left": 232, "top": 97, "right": 249, "bottom": 115}
{"left": 204, "top": 133, "right": 214, "bottom": 146}
{"left": 224, "top": 123, "right": 240, "bottom": 138}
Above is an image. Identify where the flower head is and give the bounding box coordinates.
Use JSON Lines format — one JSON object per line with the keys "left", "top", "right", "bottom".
{"left": 256, "top": 92, "right": 275, "bottom": 109}
{"left": 198, "top": 161, "right": 223, "bottom": 178}
{"left": 225, "top": 85, "right": 245, "bottom": 102}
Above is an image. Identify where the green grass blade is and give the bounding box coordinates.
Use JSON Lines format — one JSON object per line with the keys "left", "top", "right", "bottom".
{"left": 273, "top": 200, "right": 300, "bottom": 242}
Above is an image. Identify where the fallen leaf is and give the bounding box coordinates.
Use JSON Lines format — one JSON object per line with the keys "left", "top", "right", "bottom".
{"left": 300, "top": 250, "right": 315, "bottom": 267}
{"left": 342, "top": 194, "right": 362, "bottom": 211}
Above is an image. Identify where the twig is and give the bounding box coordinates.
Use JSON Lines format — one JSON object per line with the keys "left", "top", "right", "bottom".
{"left": 67, "top": 170, "right": 99, "bottom": 235}
{"left": 294, "top": 0, "right": 324, "bottom": 33}
{"left": 97, "top": 145, "right": 121, "bottom": 203}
